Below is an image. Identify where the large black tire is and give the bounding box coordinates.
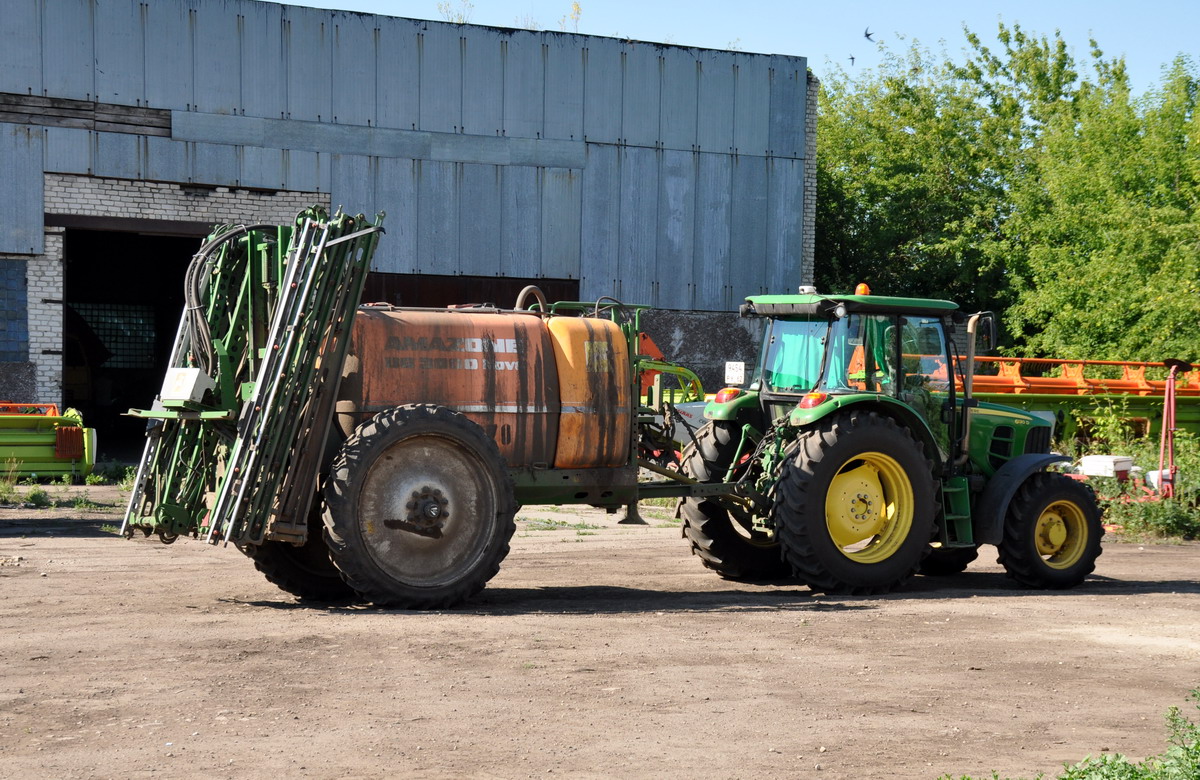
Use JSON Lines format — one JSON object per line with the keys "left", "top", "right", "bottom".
{"left": 243, "top": 497, "right": 357, "bottom": 602}
{"left": 919, "top": 545, "right": 980, "bottom": 577}
{"left": 323, "top": 404, "right": 517, "bottom": 609}
{"left": 774, "top": 410, "right": 937, "bottom": 594}
{"left": 997, "top": 472, "right": 1103, "bottom": 589}
{"left": 678, "top": 422, "right": 790, "bottom": 580}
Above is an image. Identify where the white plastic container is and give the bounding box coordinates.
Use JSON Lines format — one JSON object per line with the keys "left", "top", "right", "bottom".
{"left": 1146, "top": 469, "right": 1177, "bottom": 490}
{"left": 1079, "top": 455, "right": 1134, "bottom": 480}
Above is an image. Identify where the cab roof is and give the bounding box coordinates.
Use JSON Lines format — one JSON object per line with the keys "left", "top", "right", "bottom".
{"left": 742, "top": 293, "right": 959, "bottom": 318}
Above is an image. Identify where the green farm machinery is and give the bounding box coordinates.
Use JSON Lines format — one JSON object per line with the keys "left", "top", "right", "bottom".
{"left": 0, "top": 403, "right": 95, "bottom": 480}
{"left": 121, "top": 207, "right": 712, "bottom": 607}
{"left": 678, "top": 287, "right": 1104, "bottom": 593}
{"left": 121, "top": 208, "right": 1102, "bottom": 605}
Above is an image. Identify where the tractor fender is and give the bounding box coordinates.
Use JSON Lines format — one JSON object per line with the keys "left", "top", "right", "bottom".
{"left": 972, "top": 453, "right": 1070, "bottom": 545}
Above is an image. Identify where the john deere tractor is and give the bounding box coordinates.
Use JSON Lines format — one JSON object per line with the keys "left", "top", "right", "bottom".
{"left": 678, "top": 286, "right": 1103, "bottom": 594}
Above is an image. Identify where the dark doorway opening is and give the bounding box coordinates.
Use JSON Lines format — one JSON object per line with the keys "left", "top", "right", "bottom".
{"left": 63, "top": 229, "right": 200, "bottom": 459}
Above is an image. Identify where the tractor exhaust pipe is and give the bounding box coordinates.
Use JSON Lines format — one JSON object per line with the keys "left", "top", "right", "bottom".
{"left": 956, "top": 312, "right": 983, "bottom": 466}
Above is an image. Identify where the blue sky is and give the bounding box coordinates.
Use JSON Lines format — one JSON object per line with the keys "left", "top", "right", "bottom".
{"left": 295, "top": 0, "right": 1195, "bottom": 95}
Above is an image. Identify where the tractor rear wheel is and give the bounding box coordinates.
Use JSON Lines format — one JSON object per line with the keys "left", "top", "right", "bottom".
{"left": 997, "top": 473, "right": 1103, "bottom": 589}
{"left": 323, "top": 404, "right": 516, "bottom": 608}
{"left": 774, "top": 410, "right": 936, "bottom": 594}
{"left": 243, "top": 497, "right": 356, "bottom": 602}
{"left": 678, "top": 422, "right": 790, "bottom": 580}
{"left": 919, "top": 545, "right": 979, "bottom": 576}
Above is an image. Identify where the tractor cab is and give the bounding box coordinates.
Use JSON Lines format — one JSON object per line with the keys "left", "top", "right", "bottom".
{"left": 685, "top": 285, "right": 1096, "bottom": 597}
{"left": 714, "top": 288, "right": 969, "bottom": 468}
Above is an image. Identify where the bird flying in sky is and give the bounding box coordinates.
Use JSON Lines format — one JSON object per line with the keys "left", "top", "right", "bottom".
{"left": 864, "top": 27, "right": 874, "bottom": 41}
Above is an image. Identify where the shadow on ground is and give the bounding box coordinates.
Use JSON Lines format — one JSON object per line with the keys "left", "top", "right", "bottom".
{"left": 231, "top": 568, "right": 1200, "bottom": 615}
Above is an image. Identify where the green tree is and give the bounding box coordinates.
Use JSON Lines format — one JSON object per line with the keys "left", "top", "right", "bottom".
{"left": 814, "top": 40, "right": 1014, "bottom": 313}
{"left": 817, "top": 23, "right": 1200, "bottom": 363}
{"left": 1004, "top": 56, "right": 1200, "bottom": 361}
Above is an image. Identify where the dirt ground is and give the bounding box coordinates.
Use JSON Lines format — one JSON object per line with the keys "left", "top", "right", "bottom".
{"left": 1, "top": 485, "right": 1198, "bottom": 780}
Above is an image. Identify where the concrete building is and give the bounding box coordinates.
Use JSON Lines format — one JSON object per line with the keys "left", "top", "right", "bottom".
{"left": 0, "top": 0, "right": 816, "bottom": 450}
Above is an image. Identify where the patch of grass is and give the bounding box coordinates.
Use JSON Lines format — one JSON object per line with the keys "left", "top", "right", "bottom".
{"left": 638, "top": 497, "right": 679, "bottom": 508}
{"left": 1066, "top": 408, "right": 1200, "bottom": 540}
{"left": 99, "top": 524, "right": 122, "bottom": 535}
{"left": 116, "top": 466, "right": 138, "bottom": 491}
{"left": 521, "top": 517, "right": 569, "bottom": 531}
{"left": 521, "top": 518, "right": 602, "bottom": 532}
{"left": 86, "top": 461, "right": 139, "bottom": 489}
{"left": 942, "top": 688, "right": 1200, "bottom": 779}
{"left": 70, "top": 492, "right": 101, "bottom": 510}
{"left": 1104, "top": 498, "right": 1200, "bottom": 541}
{"left": 24, "top": 487, "right": 53, "bottom": 509}
{"left": 0, "top": 459, "right": 19, "bottom": 504}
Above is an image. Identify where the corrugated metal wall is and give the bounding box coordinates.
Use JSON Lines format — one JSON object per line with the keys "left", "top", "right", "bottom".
{"left": 0, "top": 124, "right": 44, "bottom": 255}
{"left": 0, "top": 0, "right": 809, "bottom": 310}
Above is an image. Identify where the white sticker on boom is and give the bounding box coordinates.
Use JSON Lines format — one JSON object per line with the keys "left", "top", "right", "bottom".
{"left": 724, "top": 361, "right": 745, "bottom": 386}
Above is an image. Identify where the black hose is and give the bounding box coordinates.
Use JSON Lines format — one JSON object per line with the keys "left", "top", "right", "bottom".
{"left": 183, "top": 224, "right": 277, "bottom": 377}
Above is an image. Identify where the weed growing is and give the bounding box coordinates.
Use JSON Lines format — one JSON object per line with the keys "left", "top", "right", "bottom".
{"left": 1068, "top": 406, "right": 1200, "bottom": 540}
{"left": 522, "top": 518, "right": 602, "bottom": 532}
{"left": 941, "top": 688, "right": 1200, "bottom": 779}
{"left": 117, "top": 466, "right": 138, "bottom": 491}
{"left": 86, "top": 461, "right": 139, "bottom": 489}
{"left": 0, "top": 459, "right": 18, "bottom": 504}
{"left": 24, "top": 487, "right": 52, "bottom": 509}
{"left": 70, "top": 492, "right": 101, "bottom": 510}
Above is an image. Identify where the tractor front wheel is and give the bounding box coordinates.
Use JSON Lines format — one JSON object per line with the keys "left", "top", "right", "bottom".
{"left": 998, "top": 473, "right": 1103, "bottom": 589}
{"left": 323, "top": 404, "right": 517, "bottom": 608}
{"left": 678, "top": 422, "right": 790, "bottom": 580}
{"left": 774, "top": 410, "right": 936, "bottom": 594}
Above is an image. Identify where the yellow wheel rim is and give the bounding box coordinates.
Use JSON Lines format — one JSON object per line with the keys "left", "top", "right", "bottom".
{"left": 824, "top": 452, "right": 914, "bottom": 563}
{"left": 1034, "top": 500, "right": 1088, "bottom": 569}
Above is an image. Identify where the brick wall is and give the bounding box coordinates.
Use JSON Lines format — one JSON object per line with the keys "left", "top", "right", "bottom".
{"left": 44, "top": 175, "right": 328, "bottom": 224}
{"left": 27, "top": 228, "right": 64, "bottom": 403}
{"left": 802, "top": 70, "right": 819, "bottom": 286}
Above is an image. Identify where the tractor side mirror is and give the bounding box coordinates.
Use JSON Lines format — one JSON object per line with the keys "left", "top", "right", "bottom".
{"left": 974, "top": 312, "right": 997, "bottom": 354}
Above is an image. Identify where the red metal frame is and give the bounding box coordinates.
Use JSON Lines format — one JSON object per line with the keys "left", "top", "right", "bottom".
{"left": 970, "top": 357, "right": 1200, "bottom": 397}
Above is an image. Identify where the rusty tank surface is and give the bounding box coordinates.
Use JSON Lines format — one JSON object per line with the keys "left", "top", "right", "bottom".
{"left": 546, "top": 316, "right": 631, "bottom": 468}
{"left": 336, "top": 304, "right": 631, "bottom": 470}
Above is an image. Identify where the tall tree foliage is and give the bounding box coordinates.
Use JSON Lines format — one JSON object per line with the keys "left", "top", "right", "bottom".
{"left": 815, "top": 24, "right": 1200, "bottom": 362}
{"left": 1005, "top": 56, "right": 1200, "bottom": 361}
{"left": 815, "top": 43, "right": 1013, "bottom": 313}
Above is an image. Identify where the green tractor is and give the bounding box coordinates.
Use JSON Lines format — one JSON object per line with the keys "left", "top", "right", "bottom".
{"left": 678, "top": 287, "right": 1103, "bottom": 594}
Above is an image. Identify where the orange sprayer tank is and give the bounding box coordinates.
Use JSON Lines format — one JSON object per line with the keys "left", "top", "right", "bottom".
{"left": 546, "top": 316, "right": 631, "bottom": 468}
{"left": 338, "top": 308, "right": 561, "bottom": 467}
